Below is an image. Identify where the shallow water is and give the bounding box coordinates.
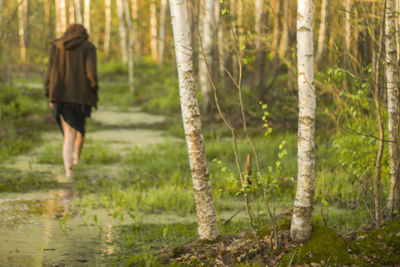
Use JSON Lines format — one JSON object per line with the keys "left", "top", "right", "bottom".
{"left": 0, "top": 106, "right": 180, "bottom": 265}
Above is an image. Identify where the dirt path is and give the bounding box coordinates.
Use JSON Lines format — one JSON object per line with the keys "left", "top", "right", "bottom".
{"left": 0, "top": 107, "right": 182, "bottom": 266}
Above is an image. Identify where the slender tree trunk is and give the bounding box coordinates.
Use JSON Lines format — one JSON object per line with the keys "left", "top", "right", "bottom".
{"left": 131, "top": 0, "right": 141, "bottom": 57}
{"left": 69, "top": 0, "right": 75, "bottom": 25}
{"left": 316, "top": 0, "right": 328, "bottom": 68}
{"left": 254, "top": 0, "right": 264, "bottom": 89}
{"left": 116, "top": 0, "right": 128, "bottom": 63}
{"left": 60, "top": 0, "right": 66, "bottom": 32}
{"left": 150, "top": 0, "right": 158, "bottom": 62}
{"left": 55, "top": 0, "right": 61, "bottom": 36}
{"left": 18, "top": 0, "right": 27, "bottom": 62}
{"left": 0, "top": 0, "right": 2, "bottom": 29}
{"left": 290, "top": 0, "right": 316, "bottom": 244}
{"left": 84, "top": 0, "right": 90, "bottom": 33}
{"left": 216, "top": 0, "right": 225, "bottom": 85}
{"left": 169, "top": 0, "right": 219, "bottom": 241}
{"left": 385, "top": 0, "right": 400, "bottom": 217}
{"left": 344, "top": 0, "right": 351, "bottom": 66}
{"left": 104, "top": 0, "right": 111, "bottom": 57}
{"left": 158, "top": 0, "right": 167, "bottom": 65}
{"left": 279, "top": 0, "right": 289, "bottom": 60}
{"left": 123, "top": 0, "right": 135, "bottom": 94}
{"left": 373, "top": 0, "right": 387, "bottom": 228}
{"left": 237, "top": 0, "right": 243, "bottom": 36}
{"left": 271, "top": 0, "right": 281, "bottom": 60}
{"left": 74, "top": 0, "right": 82, "bottom": 24}
{"left": 230, "top": 0, "right": 238, "bottom": 80}
{"left": 199, "top": 0, "right": 215, "bottom": 112}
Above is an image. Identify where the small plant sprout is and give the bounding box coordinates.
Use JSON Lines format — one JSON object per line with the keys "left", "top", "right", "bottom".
{"left": 260, "top": 101, "right": 272, "bottom": 137}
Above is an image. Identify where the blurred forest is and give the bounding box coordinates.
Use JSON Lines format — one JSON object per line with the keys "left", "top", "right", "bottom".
{"left": 1, "top": 0, "right": 400, "bottom": 265}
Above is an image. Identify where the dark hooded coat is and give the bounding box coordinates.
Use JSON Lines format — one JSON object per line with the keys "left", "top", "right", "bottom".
{"left": 45, "top": 24, "right": 98, "bottom": 108}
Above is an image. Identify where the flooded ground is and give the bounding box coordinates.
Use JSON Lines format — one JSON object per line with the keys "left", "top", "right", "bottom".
{"left": 0, "top": 107, "right": 182, "bottom": 266}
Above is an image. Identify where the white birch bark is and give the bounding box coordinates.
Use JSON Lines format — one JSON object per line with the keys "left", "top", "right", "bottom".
{"left": 158, "top": 0, "right": 167, "bottom": 65}
{"left": 237, "top": 0, "right": 243, "bottom": 36}
{"left": 84, "top": 0, "right": 90, "bottom": 33}
{"left": 316, "top": 0, "right": 328, "bottom": 67}
{"left": 69, "top": 0, "right": 75, "bottom": 25}
{"left": 104, "top": 0, "right": 111, "bottom": 56}
{"left": 216, "top": 0, "right": 224, "bottom": 76}
{"left": 199, "top": 0, "right": 215, "bottom": 111}
{"left": 18, "top": 0, "right": 26, "bottom": 61}
{"left": 150, "top": 0, "right": 158, "bottom": 62}
{"left": 290, "top": 0, "right": 316, "bottom": 244}
{"left": 74, "top": 0, "right": 82, "bottom": 24}
{"left": 254, "top": 0, "right": 264, "bottom": 88}
{"left": 60, "top": 0, "right": 67, "bottom": 32}
{"left": 385, "top": 0, "right": 400, "bottom": 215}
{"left": 271, "top": 0, "right": 281, "bottom": 60}
{"left": 279, "top": 0, "right": 289, "bottom": 60}
{"left": 169, "top": 0, "right": 219, "bottom": 241}
{"left": 344, "top": 0, "right": 351, "bottom": 61}
{"left": 131, "top": 0, "right": 141, "bottom": 57}
{"left": 116, "top": 0, "right": 128, "bottom": 63}
{"left": 123, "top": 0, "right": 135, "bottom": 94}
{"left": 55, "top": 0, "right": 61, "bottom": 36}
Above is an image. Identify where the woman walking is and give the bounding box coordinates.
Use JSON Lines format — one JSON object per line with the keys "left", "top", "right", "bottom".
{"left": 44, "top": 24, "right": 98, "bottom": 178}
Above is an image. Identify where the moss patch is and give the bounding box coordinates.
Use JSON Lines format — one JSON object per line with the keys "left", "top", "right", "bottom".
{"left": 349, "top": 218, "right": 400, "bottom": 266}
{"left": 280, "top": 223, "right": 354, "bottom": 266}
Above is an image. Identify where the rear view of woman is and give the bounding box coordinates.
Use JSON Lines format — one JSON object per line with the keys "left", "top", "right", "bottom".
{"left": 44, "top": 24, "right": 98, "bottom": 178}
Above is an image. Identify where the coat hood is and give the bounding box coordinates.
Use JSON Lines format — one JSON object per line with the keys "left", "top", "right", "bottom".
{"left": 54, "top": 24, "right": 89, "bottom": 50}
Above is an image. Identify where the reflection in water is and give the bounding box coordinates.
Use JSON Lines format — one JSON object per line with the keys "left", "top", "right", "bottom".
{"left": 0, "top": 183, "right": 116, "bottom": 266}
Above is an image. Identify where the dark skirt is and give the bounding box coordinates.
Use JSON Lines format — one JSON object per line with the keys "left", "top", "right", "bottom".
{"left": 53, "top": 102, "right": 91, "bottom": 136}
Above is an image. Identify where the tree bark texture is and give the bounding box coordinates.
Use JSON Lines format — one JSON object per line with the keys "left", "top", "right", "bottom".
{"left": 254, "top": 0, "right": 265, "bottom": 89}
{"left": 316, "top": 0, "right": 328, "bottom": 68}
{"left": 279, "top": 0, "right": 289, "bottom": 60}
{"left": 199, "top": 0, "right": 215, "bottom": 112}
{"left": 290, "top": 0, "right": 316, "bottom": 244}
{"left": 116, "top": 0, "right": 128, "bottom": 63}
{"left": 84, "top": 0, "right": 90, "bottom": 33}
{"left": 131, "top": 0, "right": 141, "bottom": 57}
{"left": 169, "top": 0, "right": 219, "bottom": 241}
{"left": 104, "top": 0, "right": 111, "bottom": 56}
{"left": 69, "top": 0, "right": 75, "bottom": 25}
{"left": 74, "top": 0, "right": 82, "bottom": 24}
{"left": 344, "top": 0, "right": 351, "bottom": 65}
{"left": 271, "top": 0, "right": 281, "bottom": 60}
{"left": 123, "top": 0, "right": 135, "bottom": 94}
{"left": 385, "top": 0, "right": 400, "bottom": 216}
{"left": 150, "top": 0, "right": 158, "bottom": 62}
{"left": 158, "top": 0, "right": 167, "bottom": 65}
{"left": 18, "top": 0, "right": 27, "bottom": 61}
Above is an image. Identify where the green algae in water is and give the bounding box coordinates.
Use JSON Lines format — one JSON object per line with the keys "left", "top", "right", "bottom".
{"left": 280, "top": 223, "right": 355, "bottom": 266}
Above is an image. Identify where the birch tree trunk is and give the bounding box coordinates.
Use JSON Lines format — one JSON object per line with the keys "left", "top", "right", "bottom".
{"left": 55, "top": 0, "right": 61, "bottom": 36}
{"left": 271, "top": 0, "right": 281, "bottom": 60}
{"left": 123, "top": 0, "right": 135, "bottom": 94}
{"left": 169, "top": 0, "right": 219, "bottom": 241}
{"left": 385, "top": 0, "right": 400, "bottom": 216}
{"left": 60, "top": 0, "right": 66, "bottom": 32}
{"left": 116, "top": 0, "right": 128, "bottom": 63}
{"left": 290, "top": 0, "right": 316, "bottom": 244}
{"left": 279, "top": 0, "right": 289, "bottom": 60}
{"left": 316, "top": 0, "right": 328, "bottom": 68}
{"left": 84, "top": 0, "right": 90, "bottom": 33}
{"left": 104, "top": 0, "right": 111, "bottom": 56}
{"left": 254, "top": 0, "right": 264, "bottom": 89}
{"left": 158, "top": 0, "right": 167, "bottom": 65}
{"left": 74, "top": 0, "right": 82, "bottom": 24}
{"left": 0, "top": 0, "right": 2, "bottom": 29}
{"left": 18, "top": 0, "right": 27, "bottom": 62}
{"left": 199, "top": 0, "right": 215, "bottom": 112}
{"left": 131, "top": 0, "right": 141, "bottom": 57}
{"left": 216, "top": 0, "right": 225, "bottom": 80}
{"left": 344, "top": 0, "right": 351, "bottom": 65}
{"left": 69, "top": 0, "right": 75, "bottom": 25}
{"left": 150, "top": 0, "right": 158, "bottom": 62}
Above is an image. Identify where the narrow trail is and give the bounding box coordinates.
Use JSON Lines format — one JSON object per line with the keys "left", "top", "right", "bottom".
{"left": 0, "top": 106, "right": 182, "bottom": 266}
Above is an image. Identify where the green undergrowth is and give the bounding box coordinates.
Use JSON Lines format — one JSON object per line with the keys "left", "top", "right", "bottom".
{"left": 0, "top": 167, "right": 58, "bottom": 192}
{"left": 0, "top": 84, "right": 50, "bottom": 163}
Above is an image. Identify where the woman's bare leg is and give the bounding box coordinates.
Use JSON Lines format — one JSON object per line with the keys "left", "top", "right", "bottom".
{"left": 60, "top": 116, "right": 76, "bottom": 178}
{"left": 73, "top": 131, "right": 84, "bottom": 165}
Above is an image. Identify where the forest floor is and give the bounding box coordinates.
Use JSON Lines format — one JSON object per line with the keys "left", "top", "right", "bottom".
{"left": 1, "top": 78, "right": 400, "bottom": 266}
